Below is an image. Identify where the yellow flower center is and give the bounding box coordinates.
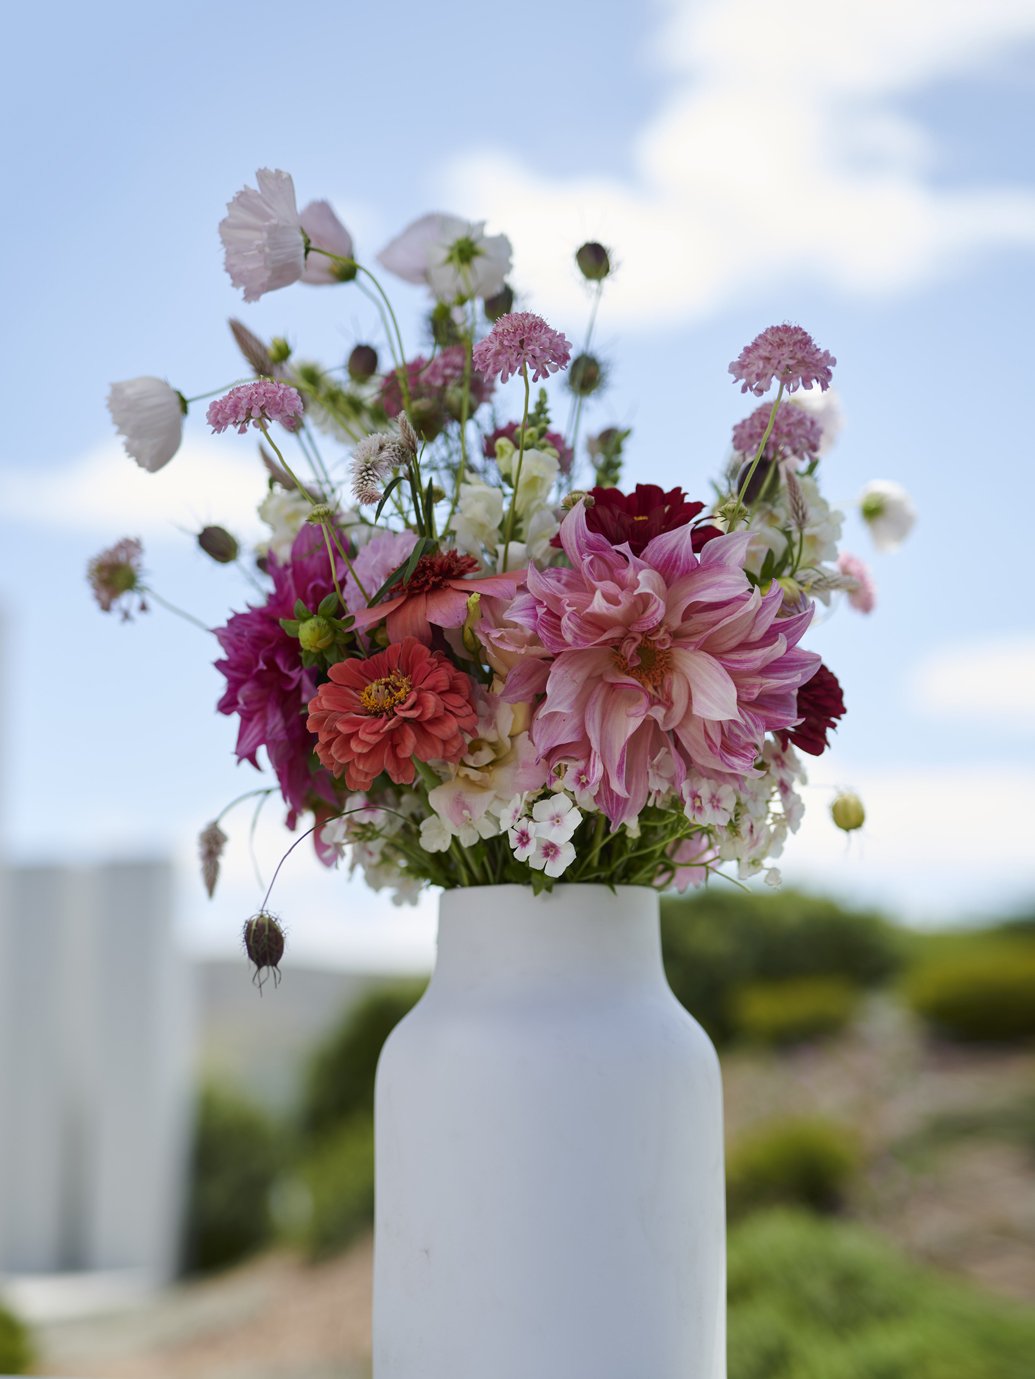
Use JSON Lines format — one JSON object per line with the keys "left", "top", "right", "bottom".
{"left": 612, "top": 638, "right": 672, "bottom": 693}
{"left": 360, "top": 671, "right": 413, "bottom": 716}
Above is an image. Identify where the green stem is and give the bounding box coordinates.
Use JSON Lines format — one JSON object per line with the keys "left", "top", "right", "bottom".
{"left": 500, "top": 365, "right": 531, "bottom": 571}
{"left": 445, "top": 324, "right": 474, "bottom": 529}
{"left": 258, "top": 424, "right": 317, "bottom": 504}
{"left": 565, "top": 281, "right": 603, "bottom": 474}
{"left": 735, "top": 382, "right": 784, "bottom": 520}
{"left": 143, "top": 587, "right": 212, "bottom": 633}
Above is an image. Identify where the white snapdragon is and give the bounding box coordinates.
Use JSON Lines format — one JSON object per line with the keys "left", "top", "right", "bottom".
{"left": 859, "top": 480, "right": 916, "bottom": 551}
{"left": 450, "top": 481, "right": 504, "bottom": 556}
{"left": 107, "top": 376, "right": 185, "bottom": 473}
{"left": 496, "top": 446, "right": 560, "bottom": 519}
{"left": 258, "top": 488, "right": 312, "bottom": 559}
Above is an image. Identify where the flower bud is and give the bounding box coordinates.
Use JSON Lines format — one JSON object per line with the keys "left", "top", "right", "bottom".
{"left": 429, "top": 302, "right": 462, "bottom": 348}
{"left": 576, "top": 242, "right": 611, "bottom": 281}
{"left": 305, "top": 503, "right": 336, "bottom": 525}
{"left": 562, "top": 490, "right": 594, "bottom": 510}
{"left": 830, "top": 791, "right": 865, "bottom": 833}
{"left": 298, "top": 615, "right": 335, "bottom": 652}
{"left": 483, "top": 284, "right": 515, "bottom": 322}
{"left": 347, "top": 344, "right": 378, "bottom": 383}
{"left": 736, "top": 456, "right": 778, "bottom": 504}
{"left": 269, "top": 337, "right": 292, "bottom": 365}
{"left": 243, "top": 912, "right": 285, "bottom": 989}
{"left": 462, "top": 592, "right": 482, "bottom": 656}
{"left": 568, "top": 353, "right": 603, "bottom": 397}
{"left": 197, "top": 525, "right": 239, "bottom": 564}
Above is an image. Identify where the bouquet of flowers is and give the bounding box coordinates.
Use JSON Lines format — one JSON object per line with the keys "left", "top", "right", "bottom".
{"left": 93, "top": 168, "right": 914, "bottom": 976}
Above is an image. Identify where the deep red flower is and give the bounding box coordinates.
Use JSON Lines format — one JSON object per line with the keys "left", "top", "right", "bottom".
{"left": 777, "top": 662, "right": 845, "bottom": 756}
{"left": 582, "top": 484, "right": 722, "bottom": 556}
{"left": 307, "top": 638, "right": 478, "bottom": 791}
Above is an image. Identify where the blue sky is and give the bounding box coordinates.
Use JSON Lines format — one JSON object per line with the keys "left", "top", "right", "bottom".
{"left": 3, "top": 0, "right": 1034, "bottom": 964}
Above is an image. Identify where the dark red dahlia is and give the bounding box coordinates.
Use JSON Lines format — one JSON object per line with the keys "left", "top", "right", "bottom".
{"left": 777, "top": 662, "right": 845, "bottom": 756}
{"left": 583, "top": 484, "right": 722, "bottom": 556}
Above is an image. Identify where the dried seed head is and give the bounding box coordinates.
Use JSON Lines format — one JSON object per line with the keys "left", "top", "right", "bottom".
{"left": 830, "top": 791, "right": 865, "bottom": 833}
{"left": 483, "top": 284, "right": 515, "bottom": 322}
{"left": 197, "top": 525, "right": 239, "bottom": 564}
{"left": 347, "top": 344, "right": 378, "bottom": 383}
{"left": 575, "top": 241, "right": 611, "bottom": 281}
{"left": 243, "top": 911, "right": 286, "bottom": 990}
{"left": 198, "top": 821, "right": 228, "bottom": 898}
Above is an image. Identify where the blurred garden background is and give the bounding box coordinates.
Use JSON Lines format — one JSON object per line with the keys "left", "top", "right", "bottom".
{"left": 1, "top": 0, "right": 1034, "bottom": 1375}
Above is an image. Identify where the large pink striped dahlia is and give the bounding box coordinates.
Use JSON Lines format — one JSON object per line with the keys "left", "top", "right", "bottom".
{"left": 496, "top": 502, "right": 820, "bottom": 827}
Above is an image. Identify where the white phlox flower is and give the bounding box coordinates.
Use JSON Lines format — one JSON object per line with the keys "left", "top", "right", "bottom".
{"left": 682, "top": 776, "right": 737, "bottom": 827}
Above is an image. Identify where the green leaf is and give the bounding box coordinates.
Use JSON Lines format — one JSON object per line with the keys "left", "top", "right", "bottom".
{"left": 294, "top": 599, "right": 309, "bottom": 620}
{"left": 374, "top": 474, "right": 405, "bottom": 522}
{"left": 279, "top": 618, "right": 301, "bottom": 636}
{"left": 368, "top": 538, "right": 431, "bottom": 607}
{"left": 400, "top": 535, "right": 430, "bottom": 587}
{"left": 317, "top": 592, "right": 339, "bottom": 618}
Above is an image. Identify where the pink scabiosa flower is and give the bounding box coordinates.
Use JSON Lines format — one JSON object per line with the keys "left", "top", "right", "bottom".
{"left": 729, "top": 324, "right": 835, "bottom": 396}
{"left": 349, "top": 548, "right": 524, "bottom": 645}
{"left": 473, "top": 312, "right": 572, "bottom": 384}
{"left": 497, "top": 502, "right": 820, "bottom": 828}
{"left": 220, "top": 169, "right": 306, "bottom": 302}
{"left": 299, "top": 200, "right": 355, "bottom": 285}
{"left": 107, "top": 377, "right": 186, "bottom": 472}
{"left": 207, "top": 380, "right": 303, "bottom": 435}
{"left": 307, "top": 637, "right": 478, "bottom": 792}
{"left": 87, "top": 537, "right": 147, "bottom": 619}
{"left": 214, "top": 527, "right": 347, "bottom": 827}
{"left": 731, "top": 402, "right": 823, "bottom": 465}
{"left": 837, "top": 552, "right": 876, "bottom": 613}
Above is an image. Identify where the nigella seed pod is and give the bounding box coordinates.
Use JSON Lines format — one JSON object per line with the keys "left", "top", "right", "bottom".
{"left": 243, "top": 912, "right": 286, "bottom": 989}
{"left": 576, "top": 242, "right": 611, "bottom": 281}
{"left": 568, "top": 353, "right": 603, "bottom": 397}
{"left": 830, "top": 792, "right": 865, "bottom": 833}
{"left": 429, "top": 302, "right": 462, "bottom": 348}
{"left": 197, "top": 525, "right": 239, "bottom": 564}
{"left": 736, "top": 457, "right": 779, "bottom": 505}
{"left": 483, "top": 284, "right": 515, "bottom": 322}
{"left": 348, "top": 344, "right": 379, "bottom": 383}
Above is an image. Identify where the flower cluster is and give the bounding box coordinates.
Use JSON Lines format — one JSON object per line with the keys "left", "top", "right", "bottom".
{"left": 93, "top": 168, "right": 913, "bottom": 926}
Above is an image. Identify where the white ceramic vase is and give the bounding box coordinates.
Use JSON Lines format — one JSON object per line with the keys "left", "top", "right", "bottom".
{"left": 372, "top": 883, "right": 726, "bottom": 1379}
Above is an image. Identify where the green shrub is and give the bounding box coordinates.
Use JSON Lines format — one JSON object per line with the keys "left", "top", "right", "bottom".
{"left": 300, "top": 980, "right": 426, "bottom": 1142}
{"left": 660, "top": 888, "right": 900, "bottom": 1043}
{"left": 905, "top": 942, "right": 1035, "bottom": 1043}
{"left": 183, "top": 1083, "right": 285, "bottom": 1274}
{"left": 0, "top": 1302, "right": 33, "bottom": 1375}
{"left": 728, "top": 1210, "right": 1035, "bottom": 1379}
{"left": 727, "top": 1117, "right": 859, "bottom": 1219}
{"left": 731, "top": 976, "right": 858, "bottom": 1045}
{"left": 295, "top": 1114, "right": 375, "bottom": 1259}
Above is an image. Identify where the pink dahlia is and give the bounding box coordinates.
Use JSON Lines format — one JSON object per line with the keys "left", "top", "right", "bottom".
{"left": 348, "top": 547, "right": 523, "bottom": 644}
{"left": 214, "top": 526, "right": 348, "bottom": 827}
{"left": 837, "top": 552, "right": 876, "bottom": 614}
{"left": 497, "top": 502, "right": 820, "bottom": 827}
{"left": 307, "top": 638, "right": 478, "bottom": 791}
{"left": 472, "top": 312, "right": 571, "bottom": 384}
{"left": 731, "top": 401, "right": 823, "bottom": 464}
{"left": 729, "top": 324, "right": 835, "bottom": 396}
{"left": 207, "top": 380, "right": 303, "bottom": 434}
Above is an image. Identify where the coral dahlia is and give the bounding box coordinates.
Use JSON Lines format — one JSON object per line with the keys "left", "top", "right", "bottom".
{"left": 307, "top": 638, "right": 478, "bottom": 791}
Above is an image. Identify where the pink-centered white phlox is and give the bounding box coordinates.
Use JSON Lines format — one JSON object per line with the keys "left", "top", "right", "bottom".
{"left": 498, "top": 501, "right": 821, "bottom": 828}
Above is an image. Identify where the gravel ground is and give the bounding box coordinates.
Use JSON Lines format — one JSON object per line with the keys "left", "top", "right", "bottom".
{"left": 32, "top": 999, "right": 1035, "bottom": 1378}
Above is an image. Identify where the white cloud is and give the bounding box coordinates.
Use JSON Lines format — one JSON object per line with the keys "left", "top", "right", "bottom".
{"left": 439, "top": 0, "right": 1035, "bottom": 329}
{"left": 908, "top": 634, "right": 1035, "bottom": 728}
{"left": 3, "top": 436, "right": 271, "bottom": 541}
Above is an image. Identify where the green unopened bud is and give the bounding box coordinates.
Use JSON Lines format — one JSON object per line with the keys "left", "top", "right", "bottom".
{"left": 298, "top": 615, "right": 335, "bottom": 653}
{"left": 462, "top": 592, "right": 482, "bottom": 655}
{"left": 831, "top": 791, "right": 865, "bottom": 833}
{"left": 269, "top": 337, "right": 292, "bottom": 365}
{"left": 305, "top": 503, "right": 336, "bottom": 525}
{"left": 576, "top": 241, "right": 611, "bottom": 281}
{"left": 562, "top": 490, "right": 594, "bottom": 510}
{"left": 243, "top": 911, "right": 285, "bottom": 989}
{"left": 429, "top": 302, "right": 462, "bottom": 348}
{"left": 484, "top": 284, "right": 515, "bottom": 322}
{"left": 348, "top": 344, "right": 378, "bottom": 382}
{"left": 569, "top": 353, "right": 603, "bottom": 397}
{"left": 197, "top": 525, "right": 239, "bottom": 564}
{"left": 333, "top": 257, "right": 358, "bottom": 284}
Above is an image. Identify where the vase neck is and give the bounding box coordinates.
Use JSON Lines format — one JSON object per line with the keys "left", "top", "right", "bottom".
{"left": 431, "top": 885, "right": 663, "bottom": 997}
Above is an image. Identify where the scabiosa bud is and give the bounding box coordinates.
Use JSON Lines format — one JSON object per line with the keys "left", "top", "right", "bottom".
{"left": 576, "top": 241, "right": 611, "bottom": 281}
{"left": 484, "top": 284, "right": 515, "bottom": 322}
{"left": 198, "top": 821, "right": 228, "bottom": 898}
{"left": 568, "top": 353, "right": 603, "bottom": 397}
{"left": 243, "top": 912, "right": 286, "bottom": 989}
{"left": 348, "top": 344, "right": 378, "bottom": 383}
{"left": 831, "top": 791, "right": 865, "bottom": 833}
{"left": 197, "top": 525, "right": 239, "bottom": 564}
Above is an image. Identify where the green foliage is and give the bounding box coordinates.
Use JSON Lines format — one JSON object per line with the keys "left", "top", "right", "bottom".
{"left": 660, "top": 888, "right": 901, "bottom": 1043}
{"left": 727, "top": 1117, "right": 859, "bottom": 1219}
{"left": 0, "top": 1302, "right": 33, "bottom": 1375}
{"left": 728, "top": 1210, "right": 1035, "bottom": 1379}
{"left": 183, "top": 1083, "right": 284, "bottom": 1274}
{"left": 904, "top": 940, "right": 1035, "bottom": 1043}
{"left": 732, "top": 976, "right": 859, "bottom": 1045}
{"left": 300, "top": 980, "right": 426, "bottom": 1142}
{"left": 295, "top": 1115, "right": 375, "bottom": 1260}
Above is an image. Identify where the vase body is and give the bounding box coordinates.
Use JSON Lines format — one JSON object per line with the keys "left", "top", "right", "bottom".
{"left": 372, "top": 884, "right": 726, "bottom": 1379}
